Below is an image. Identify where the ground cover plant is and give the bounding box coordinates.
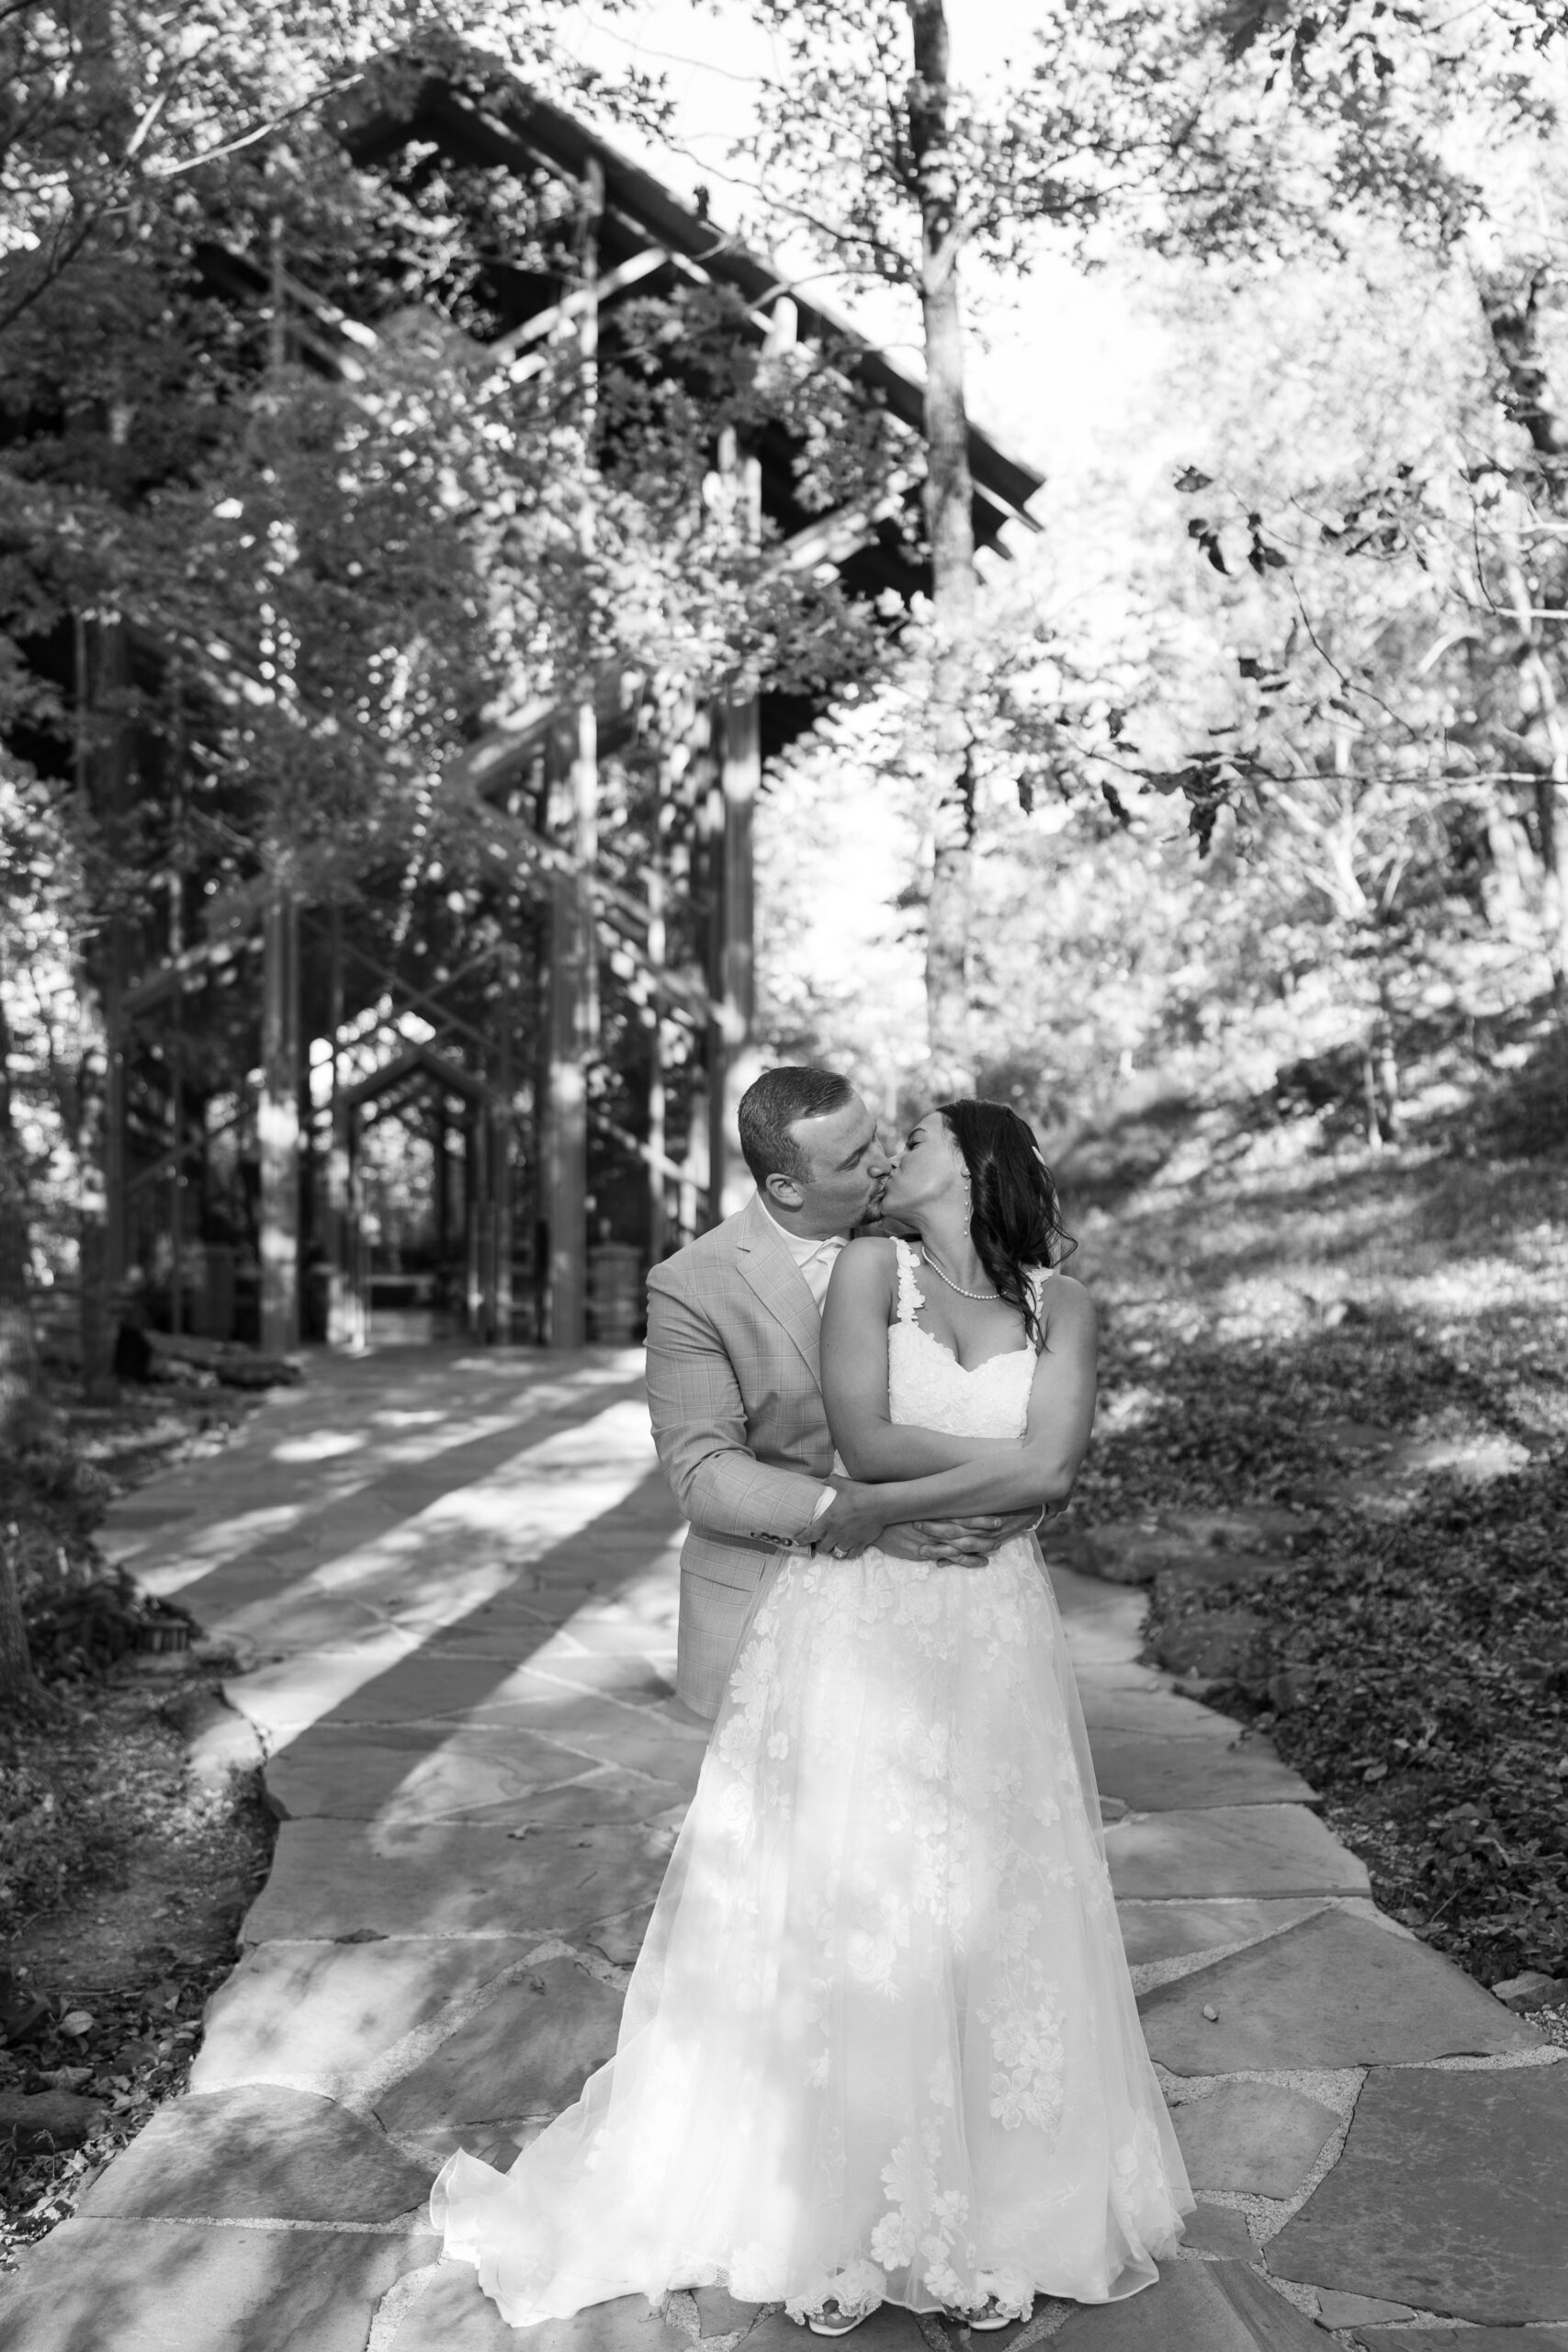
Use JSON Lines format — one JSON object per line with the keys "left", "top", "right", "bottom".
{"left": 0, "top": 1385, "right": 274, "bottom": 2268}
{"left": 1067, "top": 1013, "right": 1568, "bottom": 1996}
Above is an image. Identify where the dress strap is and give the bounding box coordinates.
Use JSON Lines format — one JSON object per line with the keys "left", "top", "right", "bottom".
{"left": 892, "top": 1238, "right": 924, "bottom": 1324}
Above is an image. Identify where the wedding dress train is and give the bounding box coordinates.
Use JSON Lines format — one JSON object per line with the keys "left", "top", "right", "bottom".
{"left": 431, "top": 1242, "right": 1191, "bottom": 2326}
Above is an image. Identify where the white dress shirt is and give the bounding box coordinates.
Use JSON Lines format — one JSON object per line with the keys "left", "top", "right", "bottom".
{"left": 771, "top": 1219, "right": 849, "bottom": 1526}
{"left": 783, "top": 1227, "right": 849, "bottom": 1311}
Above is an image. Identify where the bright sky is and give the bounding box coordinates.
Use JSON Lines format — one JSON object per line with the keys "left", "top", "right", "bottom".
{"left": 552, "top": 3, "right": 1173, "bottom": 1047}
{"left": 552, "top": 0, "right": 1166, "bottom": 489}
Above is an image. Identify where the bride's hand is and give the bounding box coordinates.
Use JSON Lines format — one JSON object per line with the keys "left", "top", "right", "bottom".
{"left": 883, "top": 1510, "right": 1041, "bottom": 1567}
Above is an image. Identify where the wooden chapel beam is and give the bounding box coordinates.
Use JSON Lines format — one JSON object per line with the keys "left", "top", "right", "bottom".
{"left": 544, "top": 160, "right": 604, "bottom": 1348}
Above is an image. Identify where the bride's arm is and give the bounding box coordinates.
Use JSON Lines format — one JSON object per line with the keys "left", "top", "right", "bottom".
{"left": 822, "top": 1242, "right": 1098, "bottom": 1512}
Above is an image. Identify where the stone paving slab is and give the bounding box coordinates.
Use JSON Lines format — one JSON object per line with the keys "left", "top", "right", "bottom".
{"left": 1106, "top": 1804, "right": 1369, "bottom": 1901}
{"left": 1140, "top": 1907, "right": 1538, "bottom": 2073}
{"left": 78, "top": 2084, "right": 434, "bottom": 2222}
{"left": 1049, "top": 2256, "right": 1326, "bottom": 2350}
{"left": 1073, "top": 1677, "right": 1244, "bottom": 1736}
{"left": 1314, "top": 2290, "right": 1415, "bottom": 2326}
{"left": 1354, "top": 2331, "right": 1568, "bottom": 2350}
{"left": 1115, "top": 1896, "right": 1327, "bottom": 1966}
{"left": 0, "top": 2218, "right": 432, "bottom": 2352}
{"left": 264, "top": 1721, "right": 684, "bottom": 1826}
{"left": 8, "top": 1350, "right": 1549, "bottom": 2352}
{"left": 1182, "top": 2206, "right": 1258, "bottom": 2258}
{"left": 375, "top": 1955, "right": 624, "bottom": 2133}
{"left": 192, "top": 1938, "right": 558, "bottom": 2098}
{"left": 1268, "top": 2059, "right": 1568, "bottom": 2324}
{"left": 741, "top": 2304, "right": 927, "bottom": 2352}
{"left": 241, "top": 1819, "right": 680, "bottom": 1944}
{"left": 460, "top": 1688, "right": 711, "bottom": 1782}
{"left": 422, "top": 1615, "right": 677, "bottom": 1669}
{"left": 1090, "top": 1731, "right": 1316, "bottom": 1811}
{"left": 1172, "top": 2079, "right": 1340, "bottom": 2197}
{"left": 387, "top": 2266, "right": 695, "bottom": 2352}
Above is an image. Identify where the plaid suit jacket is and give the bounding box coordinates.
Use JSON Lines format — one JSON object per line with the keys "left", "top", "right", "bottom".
{"left": 646, "top": 1191, "right": 834, "bottom": 1713}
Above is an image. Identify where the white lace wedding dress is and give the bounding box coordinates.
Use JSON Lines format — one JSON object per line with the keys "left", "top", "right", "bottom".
{"left": 431, "top": 1243, "right": 1191, "bottom": 2325}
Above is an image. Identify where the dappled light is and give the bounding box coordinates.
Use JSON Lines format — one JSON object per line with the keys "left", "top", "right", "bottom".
{"left": 5, "top": 0, "right": 1568, "bottom": 2339}
{"left": 269, "top": 1430, "right": 367, "bottom": 1464}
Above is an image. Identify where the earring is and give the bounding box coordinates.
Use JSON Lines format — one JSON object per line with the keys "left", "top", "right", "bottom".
{"left": 961, "top": 1176, "right": 972, "bottom": 1236}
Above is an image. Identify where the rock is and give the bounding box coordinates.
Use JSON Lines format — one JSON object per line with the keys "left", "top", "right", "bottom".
{"left": 263, "top": 1719, "right": 680, "bottom": 1828}
{"left": 1050, "top": 2256, "right": 1329, "bottom": 2348}
{"left": 0, "top": 2088, "right": 104, "bottom": 2154}
{"left": 1115, "top": 1896, "right": 1326, "bottom": 1967}
{"left": 0, "top": 2215, "right": 428, "bottom": 2352}
{"left": 241, "top": 1818, "right": 678, "bottom": 1946}
{"left": 1312, "top": 2290, "right": 1416, "bottom": 2326}
{"left": 1180, "top": 2205, "right": 1255, "bottom": 2258}
{"left": 744, "top": 2308, "right": 927, "bottom": 2352}
{"left": 690, "top": 2282, "right": 763, "bottom": 2336}
{"left": 1492, "top": 1970, "right": 1568, "bottom": 2013}
{"left": 1351, "top": 2331, "right": 1568, "bottom": 2350}
{"left": 1088, "top": 1728, "right": 1316, "bottom": 1812}
{"left": 161, "top": 1686, "right": 264, "bottom": 1783}
{"left": 1071, "top": 1508, "right": 1317, "bottom": 1590}
{"left": 1268, "top": 2059, "right": 1568, "bottom": 2323}
{"left": 388, "top": 2267, "right": 701, "bottom": 2352}
{"left": 1171, "top": 2080, "right": 1339, "bottom": 2198}
{"left": 1141, "top": 1908, "right": 1538, "bottom": 2074}
{"left": 1148, "top": 1603, "right": 1269, "bottom": 1685}
{"left": 1106, "top": 1804, "right": 1368, "bottom": 1903}
{"left": 375, "top": 1956, "right": 625, "bottom": 2133}
{"left": 77, "top": 2084, "right": 434, "bottom": 2222}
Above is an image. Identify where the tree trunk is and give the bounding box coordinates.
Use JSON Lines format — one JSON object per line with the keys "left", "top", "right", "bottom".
{"left": 0, "top": 999, "right": 49, "bottom": 1716}
{"left": 0, "top": 1547, "right": 44, "bottom": 1722}
{"left": 1534, "top": 778, "right": 1568, "bottom": 1013}
{"left": 73, "top": 611, "right": 129, "bottom": 1401}
{"left": 908, "top": 0, "right": 978, "bottom": 1099}
{"left": 0, "top": 997, "right": 47, "bottom": 1464}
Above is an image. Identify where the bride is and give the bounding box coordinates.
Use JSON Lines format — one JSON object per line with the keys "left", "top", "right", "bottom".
{"left": 431, "top": 1099, "right": 1191, "bottom": 2332}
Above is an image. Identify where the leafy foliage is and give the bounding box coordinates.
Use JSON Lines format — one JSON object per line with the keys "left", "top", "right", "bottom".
{"left": 1071, "top": 1047, "right": 1568, "bottom": 1992}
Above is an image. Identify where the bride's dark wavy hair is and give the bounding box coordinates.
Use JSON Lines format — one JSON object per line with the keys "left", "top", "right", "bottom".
{"left": 932, "top": 1099, "right": 1077, "bottom": 1351}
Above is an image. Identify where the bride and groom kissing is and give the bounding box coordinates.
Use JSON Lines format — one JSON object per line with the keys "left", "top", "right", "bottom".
{"left": 430, "top": 1065, "right": 1192, "bottom": 2333}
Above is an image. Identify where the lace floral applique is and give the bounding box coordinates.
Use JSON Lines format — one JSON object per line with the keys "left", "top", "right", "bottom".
{"left": 990, "top": 1990, "right": 1066, "bottom": 2132}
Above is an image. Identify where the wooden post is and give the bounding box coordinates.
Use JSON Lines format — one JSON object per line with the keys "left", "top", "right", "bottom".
{"left": 464, "top": 1113, "right": 483, "bottom": 1337}
{"left": 167, "top": 901, "right": 184, "bottom": 1338}
{"left": 259, "top": 888, "right": 300, "bottom": 1352}
{"left": 706, "top": 435, "right": 762, "bottom": 1227}
{"left": 491, "top": 944, "right": 517, "bottom": 1345}
{"left": 647, "top": 814, "right": 668, "bottom": 1265}
{"left": 546, "top": 855, "right": 592, "bottom": 1348}
{"left": 433, "top": 1095, "right": 450, "bottom": 1297}
{"left": 326, "top": 910, "right": 354, "bottom": 1344}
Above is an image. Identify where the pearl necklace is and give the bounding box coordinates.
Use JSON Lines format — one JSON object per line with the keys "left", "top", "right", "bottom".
{"left": 919, "top": 1245, "right": 1000, "bottom": 1302}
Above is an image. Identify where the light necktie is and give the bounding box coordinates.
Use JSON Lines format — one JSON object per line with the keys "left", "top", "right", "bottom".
{"left": 800, "top": 1236, "right": 847, "bottom": 1311}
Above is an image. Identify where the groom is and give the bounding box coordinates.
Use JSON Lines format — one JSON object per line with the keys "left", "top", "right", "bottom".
{"left": 646, "top": 1064, "right": 1038, "bottom": 1719}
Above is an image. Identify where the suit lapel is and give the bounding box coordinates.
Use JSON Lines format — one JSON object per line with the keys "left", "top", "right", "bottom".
{"left": 735, "top": 1193, "right": 822, "bottom": 1385}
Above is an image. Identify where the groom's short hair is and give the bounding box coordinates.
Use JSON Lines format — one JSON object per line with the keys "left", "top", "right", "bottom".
{"left": 739, "top": 1066, "right": 853, "bottom": 1186}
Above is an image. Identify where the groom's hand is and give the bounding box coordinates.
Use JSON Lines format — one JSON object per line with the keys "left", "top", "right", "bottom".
{"left": 810, "top": 1481, "right": 891, "bottom": 1560}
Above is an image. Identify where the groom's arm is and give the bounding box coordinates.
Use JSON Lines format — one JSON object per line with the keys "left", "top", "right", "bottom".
{"left": 646, "top": 1271, "right": 832, "bottom": 1544}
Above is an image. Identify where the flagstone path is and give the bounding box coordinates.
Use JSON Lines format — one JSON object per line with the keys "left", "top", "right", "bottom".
{"left": 2, "top": 1345, "right": 1563, "bottom": 2352}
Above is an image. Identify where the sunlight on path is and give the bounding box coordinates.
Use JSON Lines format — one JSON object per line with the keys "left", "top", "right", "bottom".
{"left": 2, "top": 1348, "right": 1562, "bottom": 2352}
